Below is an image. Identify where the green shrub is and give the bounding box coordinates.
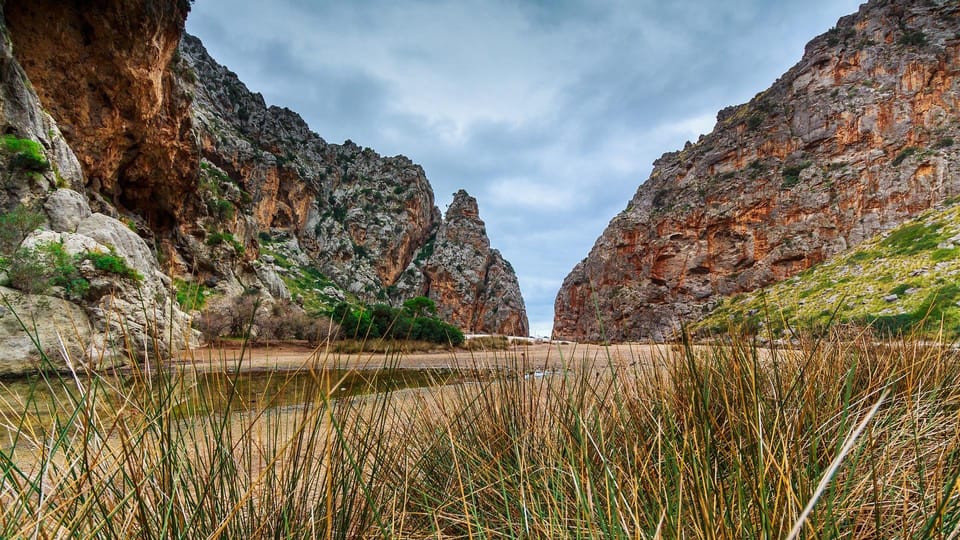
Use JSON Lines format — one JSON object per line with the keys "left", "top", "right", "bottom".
{"left": 175, "top": 278, "right": 210, "bottom": 311}
{"left": 331, "top": 301, "right": 378, "bottom": 339}
{"left": 352, "top": 243, "right": 368, "bottom": 259}
{"left": 0, "top": 204, "right": 45, "bottom": 256}
{"left": 206, "top": 231, "right": 244, "bottom": 256}
{"left": 861, "top": 284, "right": 960, "bottom": 336}
{"left": 413, "top": 235, "right": 436, "bottom": 264}
{"left": 935, "top": 137, "right": 954, "bottom": 149}
{"left": 5, "top": 247, "right": 52, "bottom": 294}
{"left": 330, "top": 298, "right": 464, "bottom": 345}
{"left": 84, "top": 250, "right": 142, "bottom": 281}
{"left": 208, "top": 198, "right": 235, "bottom": 220}
{"left": 899, "top": 29, "right": 926, "bottom": 47}
{"left": 4, "top": 242, "right": 89, "bottom": 299}
{"left": 403, "top": 296, "right": 437, "bottom": 317}
{"left": 781, "top": 161, "right": 811, "bottom": 189}
{"left": 891, "top": 147, "right": 918, "bottom": 166}
{"left": 411, "top": 317, "right": 464, "bottom": 345}
{"left": 1, "top": 135, "right": 49, "bottom": 172}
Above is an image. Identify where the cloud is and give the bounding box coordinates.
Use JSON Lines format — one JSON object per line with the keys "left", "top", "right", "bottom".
{"left": 487, "top": 178, "right": 576, "bottom": 211}
{"left": 186, "top": 0, "right": 865, "bottom": 336}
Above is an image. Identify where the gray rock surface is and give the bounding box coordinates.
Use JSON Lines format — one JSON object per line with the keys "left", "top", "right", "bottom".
{"left": 177, "top": 35, "right": 527, "bottom": 331}
{"left": 74, "top": 213, "right": 196, "bottom": 358}
{"left": 0, "top": 19, "right": 83, "bottom": 204}
{"left": 395, "top": 190, "right": 529, "bottom": 335}
{"left": 0, "top": 286, "right": 94, "bottom": 375}
{"left": 76, "top": 213, "right": 159, "bottom": 280}
{"left": 44, "top": 188, "right": 92, "bottom": 232}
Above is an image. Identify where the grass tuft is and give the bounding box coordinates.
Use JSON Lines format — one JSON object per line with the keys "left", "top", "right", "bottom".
{"left": 1, "top": 319, "right": 959, "bottom": 537}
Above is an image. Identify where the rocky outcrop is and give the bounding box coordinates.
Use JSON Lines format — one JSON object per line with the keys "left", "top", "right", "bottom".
{"left": 394, "top": 191, "right": 529, "bottom": 336}
{"left": 177, "top": 35, "right": 526, "bottom": 333}
{"left": 0, "top": 14, "right": 83, "bottom": 208}
{"left": 4, "top": 0, "right": 197, "bottom": 228}
{"left": 178, "top": 34, "right": 440, "bottom": 297}
{"left": 555, "top": 0, "right": 960, "bottom": 341}
{"left": 28, "top": 191, "right": 196, "bottom": 360}
{"left": 0, "top": 5, "right": 196, "bottom": 373}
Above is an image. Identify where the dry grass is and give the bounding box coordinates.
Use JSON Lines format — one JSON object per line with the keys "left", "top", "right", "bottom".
{"left": 459, "top": 335, "right": 512, "bottom": 351}
{"left": 330, "top": 338, "right": 450, "bottom": 354}
{"left": 1, "top": 324, "right": 959, "bottom": 538}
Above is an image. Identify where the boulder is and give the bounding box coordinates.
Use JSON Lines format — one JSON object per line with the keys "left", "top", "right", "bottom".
{"left": 76, "top": 213, "right": 158, "bottom": 278}
{"left": 44, "top": 189, "right": 91, "bottom": 232}
{"left": 0, "top": 286, "right": 94, "bottom": 375}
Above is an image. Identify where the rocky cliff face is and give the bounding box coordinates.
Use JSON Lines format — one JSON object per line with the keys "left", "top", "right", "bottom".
{"left": 555, "top": 0, "right": 960, "bottom": 341}
{"left": 394, "top": 190, "right": 528, "bottom": 336}
{"left": 178, "top": 35, "right": 527, "bottom": 334}
{"left": 178, "top": 34, "right": 440, "bottom": 299}
{"left": 0, "top": 7, "right": 194, "bottom": 370}
{"left": 0, "top": 0, "right": 528, "bottom": 374}
{"left": 5, "top": 0, "right": 197, "bottom": 229}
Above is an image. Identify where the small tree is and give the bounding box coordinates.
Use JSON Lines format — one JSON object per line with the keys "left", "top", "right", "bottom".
{"left": 403, "top": 296, "right": 437, "bottom": 318}
{"left": 331, "top": 301, "right": 378, "bottom": 339}
{"left": 0, "top": 205, "right": 45, "bottom": 257}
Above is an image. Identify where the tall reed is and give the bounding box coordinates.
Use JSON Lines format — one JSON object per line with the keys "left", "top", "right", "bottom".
{"left": 1, "top": 323, "right": 958, "bottom": 537}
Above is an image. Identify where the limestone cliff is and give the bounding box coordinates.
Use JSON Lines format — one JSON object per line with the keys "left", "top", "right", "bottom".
{"left": 555, "top": 0, "right": 960, "bottom": 341}
{"left": 0, "top": 8, "right": 194, "bottom": 370}
{"left": 178, "top": 34, "right": 439, "bottom": 299}
{"left": 177, "top": 35, "right": 527, "bottom": 334}
{"left": 5, "top": 0, "right": 197, "bottom": 229}
{"left": 0, "top": 0, "right": 528, "bottom": 376}
{"left": 394, "top": 190, "right": 528, "bottom": 336}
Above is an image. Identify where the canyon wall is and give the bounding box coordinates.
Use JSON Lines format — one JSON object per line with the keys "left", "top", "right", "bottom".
{"left": 0, "top": 0, "right": 528, "bottom": 373}
{"left": 555, "top": 0, "right": 960, "bottom": 341}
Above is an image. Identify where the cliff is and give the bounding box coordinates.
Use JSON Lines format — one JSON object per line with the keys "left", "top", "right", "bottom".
{"left": 695, "top": 201, "right": 960, "bottom": 339}
{"left": 5, "top": 0, "right": 197, "bottom": 229}
{"left": 554, "top": 0, "right": 960, "bottom": 342}
{"left": 177, "top": 34, "right": 528, "bottom": 335}
{"left": 394, "top": 190, "right": 528, "bottom": 336}
{"left": 0, "top": 0, "right": 527, "bottom": 376}
{"left": 0, "top": 7, "right": 194, "bottom": 369}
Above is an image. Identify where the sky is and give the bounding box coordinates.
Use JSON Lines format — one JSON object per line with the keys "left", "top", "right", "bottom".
{"left": 186, "top": 0, "right": 865, "bottom": 337}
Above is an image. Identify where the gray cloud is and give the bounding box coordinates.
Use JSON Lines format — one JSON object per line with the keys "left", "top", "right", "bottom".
{"left": 187, "top": 0, "right": 863, "bottom": 337}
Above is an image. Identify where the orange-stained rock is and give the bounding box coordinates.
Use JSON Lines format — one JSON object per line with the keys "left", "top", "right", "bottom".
{"left": 406, "top": 190, "right": 528, "bottom": 336}
{"left": 179, "top": 35, "right": 526, "bottom": 330}
{"left": 5, "top": 0, "right": 197, "bottom": 228}
{"left": 555, "top": 0, "right": 960, "bottom": 342}
{"left": 1, "top": 3, "right": 528, "bottom": 337}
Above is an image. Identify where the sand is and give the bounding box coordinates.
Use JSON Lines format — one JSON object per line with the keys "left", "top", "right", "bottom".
{"left": 174, "top": 341, "right": 684, "bottom": 374}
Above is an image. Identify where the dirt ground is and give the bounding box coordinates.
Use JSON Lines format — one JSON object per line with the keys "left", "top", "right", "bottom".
{"left": 175, "top": 341, "right": 686, "bottom": 374}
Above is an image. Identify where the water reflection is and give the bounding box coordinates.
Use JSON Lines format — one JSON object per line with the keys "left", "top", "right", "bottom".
{"left": 0, "top": 367, "right": 455, "bottom": 449}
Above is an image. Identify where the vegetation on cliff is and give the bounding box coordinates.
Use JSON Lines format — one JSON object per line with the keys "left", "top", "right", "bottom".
{"left": 555, "top": 0, "right": 960, "bottom": 341}
{"left": 697, "top": 200, "right": 960, "bottom": 338}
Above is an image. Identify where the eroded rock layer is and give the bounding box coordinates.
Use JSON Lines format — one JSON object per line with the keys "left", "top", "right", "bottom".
{"left": 555, "top": 0, "right": 960, "bottom": 342}
{"left": 179, "top": 36, "right": 527, "bottom": 334}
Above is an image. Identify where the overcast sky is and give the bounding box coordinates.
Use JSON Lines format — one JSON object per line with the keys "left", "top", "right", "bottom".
{"left": 186, "top": 0, "right": 865, "bottom": 337}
